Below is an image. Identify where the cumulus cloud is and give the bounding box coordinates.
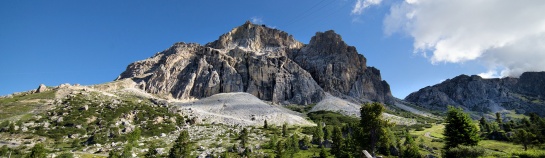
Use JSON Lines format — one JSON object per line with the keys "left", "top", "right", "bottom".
{"left": 384, "top": 0, "right": 545, "bottom": 77}
{"left": 352, "top": 0, "right": 383, "bottom": 15}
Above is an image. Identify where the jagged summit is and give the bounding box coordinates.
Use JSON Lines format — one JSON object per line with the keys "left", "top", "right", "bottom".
{"left": 206, "top": 21, "right": 303, "bottom": 53}
{"left": 116, "top": 22, "right": 394, "bottom": 105}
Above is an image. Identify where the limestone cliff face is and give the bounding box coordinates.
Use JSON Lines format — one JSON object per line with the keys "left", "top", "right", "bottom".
{"left": 290, "top": 30, "right": 394, "bottom": 104}
{"left": 404, "top": 72, "right": 545, "bottom": 116}
{"left": 117, "top": 22, "right": 393, "bottom": 105}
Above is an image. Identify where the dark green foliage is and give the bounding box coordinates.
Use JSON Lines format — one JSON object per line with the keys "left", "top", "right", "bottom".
{"left": 268, "top": 132, "right": 279, "bottom": 149}
{"left": 331, "top": 126, "right": 343, "bottom": 157}
{"left": 56, "top": 152, "right": 74, "bottom": 158}
{"left": 442, "top": 145, "right": 485, "bottom": 158}
{"left": 8, "top": 123, "right": 15, "bottom": 134}
{"left": 513, "top": 129, "right": 538, "bottom": 151}
{"left": 239, "top": 128, "right": 249, "bottom": 148}
{"left": 307, "top": 111, "right": 359, "bottom": 126}
{"left": 108, "top": 149, "right": 121, "bottom": 158}
{"left": 443, "top": 106, "right": 480, "bottom": 149}
{"left": 0, "top": 145, "right": 8, "bottom": 156}
{"left": 144, "top": 145, "right": 159, "bottom": 158}
{"left": 282, "top": 123, "right": 288, "bottom": 137}
{"left": 324, "top": 126, "right": 332, "bottom": 140}
{"left": 120, "top": 144, "right": 133, "bottom": 158}
{"left": 319, "top": 146, "right": 329, "bottom": 158}
{"left": 28, "top": 143, "right": 47, "bottom": 158}
{"left": 275, "top": 140, "right": 286, "bottom": 158}
{"left": 301, "top": 136, "right": 311, "bottom": 150}
{"left": 127, "top": 127, "right": 141, "bottom": 144}
{"left": 401, "top": 131, "right": 420, "bottom": 158}
{"left": 169, "top": 130, "right": 193, "bottom": 158}
{"left": 496, "top": 112, "right": 502, "bottom": 124}
{"left": 479, "top": 117, "right": 489, "bottom": 133}
{"left": 288, "top": 133, "right": 300, "bottom": 154}
{"left": 360, "top": 102, "right": 391, "bottom": 156}
{"left": 264, "top": 120, "right": 268, "bottom": 129}
{"left": 313, "top": 121, "right": 324, "bottom": 144}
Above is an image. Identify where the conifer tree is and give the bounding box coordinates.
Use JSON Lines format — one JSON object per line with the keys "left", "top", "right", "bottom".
{"left": 168, "top": 130, "right": 193, "bottom": 158}
{"left": 401, "top": 131, "right": 420, "bottom": 158}
{"left": 360, "top": 102, "right": 391, "bottom": 156}
{"left": 331, "top": 126, "right": 343, "bottom": 157}
{"left": 444, "top": 106, "right": 480, "bottom": 149}
{"left": 282, "top": 123, "right": 288, "bottom": 137}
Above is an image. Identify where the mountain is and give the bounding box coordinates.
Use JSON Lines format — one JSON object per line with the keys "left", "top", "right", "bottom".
{"left": 404, "top": 72, "right": 545, "bottom": 116}
{"left": 116, "top": 21, "right": 394, "bottom": 105}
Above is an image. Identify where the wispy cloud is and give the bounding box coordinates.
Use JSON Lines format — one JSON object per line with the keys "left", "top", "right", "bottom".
{"left": 250, "top": 16, "right": 263, "bottom": 24}
{"left": 351, "top": 0, "right": 383, "bottom": 15}
{"left": 384, "top": 0, "right": 545, "bottom": 77}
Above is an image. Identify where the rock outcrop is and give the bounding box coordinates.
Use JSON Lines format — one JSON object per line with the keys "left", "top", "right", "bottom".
{"left": 290, "top": 31, "right": 393, "bottom": 104}
{"left": 405, "top": 72, "right": 545, "bottom": 116}
{"left": 117, "top": 21, "right": 393, "bottom": 105}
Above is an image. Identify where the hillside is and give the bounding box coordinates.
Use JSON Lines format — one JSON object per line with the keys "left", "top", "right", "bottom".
{"left": 405, "top": 72, "right": 545, "bottom": 116}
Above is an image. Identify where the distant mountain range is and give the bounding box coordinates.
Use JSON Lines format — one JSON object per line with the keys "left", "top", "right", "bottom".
{"left": 404, "top": 72, "right": 545, "bottom": 116}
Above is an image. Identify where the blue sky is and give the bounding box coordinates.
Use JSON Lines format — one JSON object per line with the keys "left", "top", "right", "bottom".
{"left": 1, "top": 0, "right": 544, "bottom": 98}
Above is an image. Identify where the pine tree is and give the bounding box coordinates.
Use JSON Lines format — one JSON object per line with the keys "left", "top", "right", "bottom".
{"left": 169, "top": 130, "right": 193, "bottom": 158}
{"left": 319, "top": 146, "right": 329, "bottom": 158}
{"left": 120, "top": 144, "right": 133, "bottom": 158}
{"left": 313, "top": 121, "right": 324, "bottom": 144}
{"left": 264, "top": 120, "right": 268, "bottom": 129}
{"left": 275, "top": 140, "right": 286, "bottom": 158}
{"left": 269, "top": 132, "right": 278, "bottom": 149}
{"left": 444, "top": 106, "right": 480, "bottom": 149}
{"left": 479, "top": 117, "right": 488, "bottom": 133}
{"left": 290, "top": 133, "right": 300, "bottom": 154}
{"left": 282, "top": 122, "right": 288, "bottom": 137}
{"left": 331, "top": 126, "right": 343, "bottom": 157}
{"left": 360, "top": 102, "right": 391, "bottom": 156}
{"left": 513, "top": 129, "right": 536, "bottom": 151}
{"left": 239, "top": 128, "right": 249, "bottom": 148}
{"left": 401, "top": 131, "right": 420, "bottom": 158}
{"left": 127, "top": 127, "right": 141, "bottom": 144}
{"left": 496, "top": 112, "right": 502, "bottom": 124}
{"left": 324, "top": 127, "right": 332, "bottom": 140}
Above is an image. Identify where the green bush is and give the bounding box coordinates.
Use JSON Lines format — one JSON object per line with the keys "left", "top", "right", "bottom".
{"left": 511, "top": 150, "right": 545, "bottom": 158}
{"left": 443, "top": 145, "right": 485, "bottom": 158}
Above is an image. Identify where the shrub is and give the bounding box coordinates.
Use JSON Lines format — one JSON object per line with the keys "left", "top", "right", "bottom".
{"left": 443, "top": 145, "right": 485, "bottom": 158}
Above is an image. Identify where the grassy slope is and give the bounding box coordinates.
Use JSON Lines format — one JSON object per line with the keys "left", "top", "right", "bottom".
{"left": 411, "top": 123, "right": 545, "bottom": 157}
{"left": 0, "top": 90, "right": 56, "bottom": 120}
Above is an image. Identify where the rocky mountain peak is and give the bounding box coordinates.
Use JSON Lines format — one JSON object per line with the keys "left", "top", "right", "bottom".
{"left": 206, "top": 21, "right": 303, "bottom": 52}
{"left": 304, "top": 30, "right": 357, "bottom": 55}
{"left": 117, "top": 22, "right": 394, "bottom": 105}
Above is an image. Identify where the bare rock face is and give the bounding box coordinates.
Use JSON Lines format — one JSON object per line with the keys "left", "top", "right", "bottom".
{"left": 117, "top": 22, "right": 393, "bottom": 105}
{"left": 290, "top": 30, "right": 394, "bottom": 104}
{"left": 405, "top": 72, "right": 545, "bottom": 116}
{"left": 36, "top": 84, "right": 48, "bottom": 93}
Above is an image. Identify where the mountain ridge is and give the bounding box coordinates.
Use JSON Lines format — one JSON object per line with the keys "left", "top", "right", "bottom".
{"left": 404, "top": 72, "right": 545, "bottom": 116}
{"left": 116, "top": 21, "right": 394, "bottom": 105}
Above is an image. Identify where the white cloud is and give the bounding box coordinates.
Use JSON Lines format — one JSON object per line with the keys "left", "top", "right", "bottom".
{"left": 351, "top": 0, "right": 383, "bottom": 15}
{"left": 384, "top": 0, "right": 545, "bottom": 77}
{"left": 478, "top": 70, "right": 500, "bottom": 79}
{"left": 251, "top": 16, "right": 263, "bottom": 24}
